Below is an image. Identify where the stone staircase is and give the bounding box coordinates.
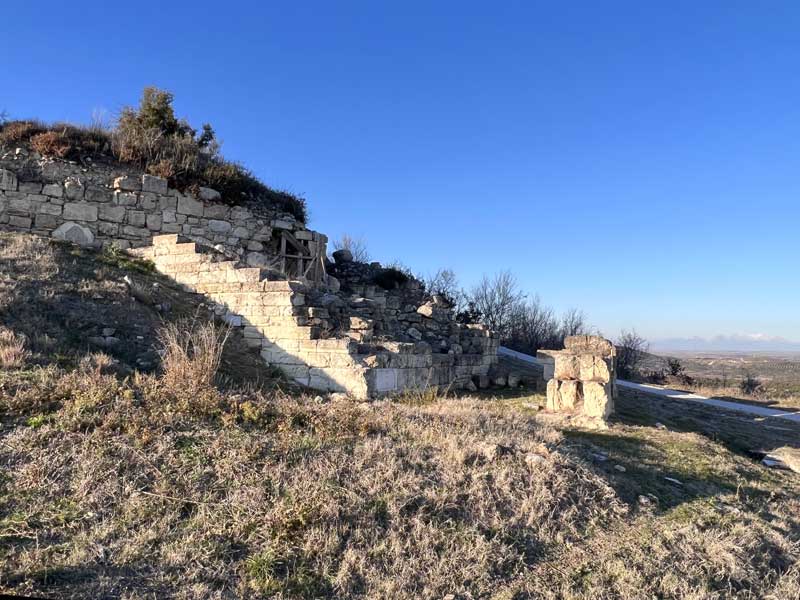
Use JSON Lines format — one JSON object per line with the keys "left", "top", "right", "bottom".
{"left": 134, "top": 234, "right": 497, "bottom": 398}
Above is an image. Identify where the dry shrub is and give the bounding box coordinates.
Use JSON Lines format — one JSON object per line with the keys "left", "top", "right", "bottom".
{"left": 0, "top": 120, "right": 46, "bottom": 145}
{"left": 29, "top": 131, "right": 72, "bottom": 158}
{"left": 158, "top": 319, "right": 230, "bottom": 399}
{"left": 0, "top": 327, "right": 28, "bottom": 368}
{"left": 111, "top": 87, "right": 308, "bottom": 222}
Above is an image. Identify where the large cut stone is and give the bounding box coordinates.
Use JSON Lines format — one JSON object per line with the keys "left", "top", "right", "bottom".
{"left": 546, "top": 379, "right": 582, "bottom": 411}
{"left": 99, "top": 205, "right": 126, "bottom": 223}
{"left": 0, "top": 169, "right": 18, "bottom": 191}
{"left": 113, "top": 175, "right": 141, "bottom": 191}
{"left": 565, "top": 335, "right": 614, "bottom": 356}
{"left": 579, "top": 354, "right": 613, "bottom": 383}
{"left": 582, "top": 381, "right": 614, "bottom": 419}
{"left": 177, "top": 194, "right": 204, "bottom": 217}
{"left": 546, "top": 379, "right": 561, "bottom": 411}
{"left": 332, "top": 248, "right": 353, "bottom": 263}
{"left": 53, "top": 222, "right": 94, "bottom": 247}
{"left": 559, "top": 380, "right": 581, "bottom": 409}
{"left": 208, "top": 219, "right": 232, "bottom": 233}
{"left": 63, "top": 202, "right": 98, "bottom": 222}
{"left": 554, "top": 353, "right": 579, "bottom": 380}
{"left": 141, "top": 174, "right": 168, "bottom": 194}
{"left": 42, "top": 184, "right": 63, "bottom": 197}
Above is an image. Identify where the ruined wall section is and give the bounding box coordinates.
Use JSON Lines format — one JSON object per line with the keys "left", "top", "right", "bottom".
{"left": 135, "top": 235, "right": 498, "bottom": 398}
{"left": 0, "top": 151, "right": 326, "bottom": 277}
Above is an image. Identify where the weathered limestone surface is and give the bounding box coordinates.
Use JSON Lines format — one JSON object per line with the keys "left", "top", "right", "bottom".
{"left": 544, "top": 335, "right": 617, "bottom": 422}
{"left": 0, "top": 152, "right": 325, "bottom": 280}
{"left": 134, "top": 235, "right": 498, "bottom": 398}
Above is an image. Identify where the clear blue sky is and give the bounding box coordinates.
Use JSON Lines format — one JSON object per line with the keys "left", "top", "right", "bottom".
{"left": 5, "top": 1, "right": 800, "bottom": 342}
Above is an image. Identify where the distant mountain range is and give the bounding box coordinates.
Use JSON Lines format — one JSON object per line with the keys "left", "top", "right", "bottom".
{"left": 651, "top": 334, "right": 800, "bottom": 353}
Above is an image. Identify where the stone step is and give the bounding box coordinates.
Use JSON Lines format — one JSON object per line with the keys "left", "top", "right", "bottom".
{"left": 152, "top": 234, "right": 182, "bottom": 246}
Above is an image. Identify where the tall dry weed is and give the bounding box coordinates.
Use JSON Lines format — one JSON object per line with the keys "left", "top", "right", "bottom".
{"left": 158, "top": 319, "right": 230, "bottom": 398}
{"left": 0, "top": 327, "right": 28, "bottom": 368}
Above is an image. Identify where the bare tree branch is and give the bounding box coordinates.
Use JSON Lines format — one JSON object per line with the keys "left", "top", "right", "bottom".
{"left": 332, "top": 234, "right": 370, "bottom": 262}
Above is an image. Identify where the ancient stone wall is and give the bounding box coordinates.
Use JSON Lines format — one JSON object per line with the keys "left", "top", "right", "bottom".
{"left": 134, "top": 235, "right": 498, "bottom": 398}
{"left": 0, "top": 151, "right": 326, "bottom": 281}
{"left": 1, "top": 150, "right": 499, "bottom": 397}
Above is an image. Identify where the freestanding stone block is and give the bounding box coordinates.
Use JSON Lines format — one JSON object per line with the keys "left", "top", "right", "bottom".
{"left": 544, "top": 335, "right": 617, "bottom": 423}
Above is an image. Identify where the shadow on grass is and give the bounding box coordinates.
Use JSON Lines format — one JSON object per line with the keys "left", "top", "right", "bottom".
{"left": 559, "top": 425, "right": 797, "bottom": 522}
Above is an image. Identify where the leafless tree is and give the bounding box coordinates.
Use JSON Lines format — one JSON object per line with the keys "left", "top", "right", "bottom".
{"left": 468, "top": 271, "right": 525, "bottom": 339}
{"left": 332, "top": 234, "right": 370, "bottom": 262}
{"left": 560, "top": 308, "right": 589, "bottom": 339}
{"left": 616, "top": 329, "right": 649, "bottom": 379}
{"left": 507, "top": 295, "right": 559, "bottom": 351}
{"left": 422, "top": 268, "right": 465, "bottom": 308}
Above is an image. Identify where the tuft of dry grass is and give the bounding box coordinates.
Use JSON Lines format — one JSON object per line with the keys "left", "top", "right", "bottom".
{"left": 158, "top": 319, "right": 230, "bottom": 399}
{"left": 0, "top": 327, "right": 28, "bottom": 368}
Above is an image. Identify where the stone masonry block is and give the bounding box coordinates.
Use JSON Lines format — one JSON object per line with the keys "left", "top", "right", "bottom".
{"left": 114, "top": 175, "right": 141, "bottom": 191}
{"left": 177, "top": 195, "right": 204, "bottom": 217}
{"left": 579, "top": 354, "right": 613, "bottom": 383}
{"left": 554, "top": 353, "right": 579, "bottom": 380}
{"left": 42, "top": 184, "right": 63, "bottom": 197}
{"left": 0, "top": 169, "right": 18, "bottom": 191}
{"left": 99, "top": 205, "right": 126, "bottom": 223}
{"left": 63, "top": 203, "right": 98, "bottom": 222}
{"left": 583, "top": 381, "right": 614, "bottom": 419}
{"left": 565, "top": 335, "right": 614, "bottom": 356}
{"left": 142, "top": 174, "right": 168, "bottom": 194}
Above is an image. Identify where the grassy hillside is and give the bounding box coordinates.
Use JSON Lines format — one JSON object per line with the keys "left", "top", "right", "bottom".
{"left": 0, "top": 234, "right": 798, "bottom": 599}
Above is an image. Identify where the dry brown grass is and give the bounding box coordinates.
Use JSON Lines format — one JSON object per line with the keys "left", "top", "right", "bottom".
{"left": 0, "top": 234, "right": 797, "bottom": 598}
{"left": 158, "top": 319, "right": 231, "bottom": 398}
{"left": 0, "top": 232, "right": 284, "bottom": 391}
{"left": 1, "top": 353, "right": 798, "bottom": 599}
{"left": 0, "top": 327, "right": 28, "bottom": 368}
